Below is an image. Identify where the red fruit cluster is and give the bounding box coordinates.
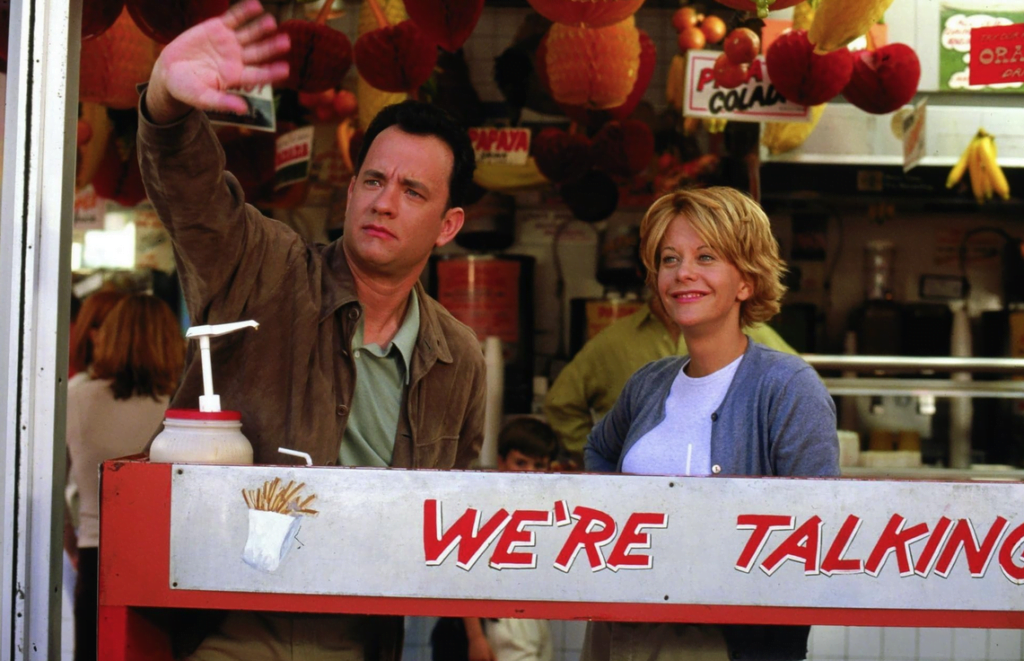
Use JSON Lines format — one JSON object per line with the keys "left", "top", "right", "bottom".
{"left": 842, "top": 43, "right": 921, "bottom": 114}
{"left": 298, "top": 89, "right": 359, "bottom": 124}
{"left": 713, "top": 27, "right": 760, "bottom": 89}
{"left": 765, "top": 29, "right": 852, "bottom": 106}
{"left": 673, "top": 6, "right": 729, "bottom": 53}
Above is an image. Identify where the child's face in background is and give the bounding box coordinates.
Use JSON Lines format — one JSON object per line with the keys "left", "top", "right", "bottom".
{"left": 498, "top": 449, "right": 550, "bottom": 473}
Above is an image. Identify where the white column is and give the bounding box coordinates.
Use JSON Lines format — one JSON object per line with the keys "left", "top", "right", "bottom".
{"left": 1, "top": 0, "right": 82, "bottom": 658}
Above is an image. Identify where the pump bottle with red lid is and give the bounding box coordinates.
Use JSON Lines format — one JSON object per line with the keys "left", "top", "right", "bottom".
{"left": 149, "top": 321, "right": 258, "bottom": 465}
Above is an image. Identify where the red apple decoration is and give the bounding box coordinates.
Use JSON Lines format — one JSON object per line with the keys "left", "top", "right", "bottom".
{"left": 355, "top": 19, "right": 438, "bottom": 93}
{"left": 280, "top": 20, "right": 354, "bottom": 93}
{"left": 713, "top": 53, "right": 749, "bottom": 89}
{"left": 405, "top": 0, "right": 484, "bottom": 53}
{"left": 842, "top": 43, "right": 921, "bottom": 114}
{"left": 766, "top": 29, "right": 853, "bottom": 106}
{"left": 332, "top": 90, "right": 359, "bottom": 118}
{"left": 126, "top": 0, "right": 228, "bottom": 44}
{"left": 83, "top": 0, "right": 125, "bottom": 40}
{"left": 592, "top": 119, "right": 655, "bottom": 178}
{"left": 532, "top": 129, "right": 593, "bottom": 184}
{"left": 713, "top": 0, "right": 802, "bottom": 18}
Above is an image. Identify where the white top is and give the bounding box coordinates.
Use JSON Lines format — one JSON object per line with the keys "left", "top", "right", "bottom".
{"left": 622, "top": 355, "right": 743, "bottom": 477}
{"left": 66, "top": 376, "right": 169, "bottom": 547}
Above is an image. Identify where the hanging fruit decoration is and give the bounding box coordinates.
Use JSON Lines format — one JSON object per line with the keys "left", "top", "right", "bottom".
{"left": 545, "top": 17, "right": 641, "bottom": 110}
{"left": 765, "top": 29, "right": 853, "bottom": 106}
{"left": 532, "top": 129, "right": 593, "bottom": 184}
{"left": 76, "top": 103, "right": 115, "bottom": 189}
{"left": 841, "top": 43, "right": 921, "bottom": 114}
{"left": 592, "top": 119, "right": 655, "bottom": 178}
{"left": 713, "top": 0, "right": 803, "bottom": 19}
{"left": 280, "top": 0, "right": 353, "bottom": 93}
{"left": 92, "top": 133, "right": 147, "bottom": 207}
{"left": 356, "top": 0, "right": 409, "bottom": 128}
{"left": 560, "top": 170, "right": 619, "bottom": 223}
{"left": 404, "top": 0, "right": 484, "bottom": 53}
{"left": 542, "top": 31, "right": 655, "bottom": 129}
{"left": 355, "top": 0, "right": 438, "bottom": 94}
{"left": 83, "top": 0, "right": 125, "bottom": 40}
{"left": 527, "top": 0, "right": 645, "bottom": 28}
{"left": 712, "top": 27, "right": 760, "bottom": 89}
{"left": 79, "top": 7, "right": 161, "bottom": 110}
{"left": 809, "top": 0, "right": 895, "bottom": 53}
{"left": 125, "top": 0, "right": 228, "bottom": 45}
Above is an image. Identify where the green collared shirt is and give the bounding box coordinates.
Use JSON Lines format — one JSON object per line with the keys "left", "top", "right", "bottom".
{"left": 340, "top": 291, "right": 420, "bottom": 467}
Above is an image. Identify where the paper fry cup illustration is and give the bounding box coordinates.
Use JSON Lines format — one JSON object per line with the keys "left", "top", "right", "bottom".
{"left": 241, "top": 478, "right": 318, "bottom": 573}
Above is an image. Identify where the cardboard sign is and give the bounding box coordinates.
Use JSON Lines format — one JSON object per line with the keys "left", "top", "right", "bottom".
{"left": 902, "top": 99, "right": 927, "bottom": 173}
{"left": 274, "top": 126, "right": 315, "bottom": 191}
{"left": 468, "top": 128, "right": 531, "bottom": 166}
{"left": 207, "top": 84, "right": 277, "bottom": 132}
{"left": 166, "top": 465, "right": 1024, "bottom": 619}
{"left": 683, "top": 50, "right": 810, "bottom": 123}
{"left": 73, "top": 185, "right": 105, "bottom": 231}
{"left": 970, "top": 23, "right": 1024, "bottom": 85}
{"left": 940, "top": 5, "right": 1024, "bottom": 92}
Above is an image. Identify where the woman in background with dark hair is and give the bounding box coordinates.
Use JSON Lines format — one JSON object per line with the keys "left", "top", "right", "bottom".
{"left": 65, "top": 294, "right": 184, "bottom": 661}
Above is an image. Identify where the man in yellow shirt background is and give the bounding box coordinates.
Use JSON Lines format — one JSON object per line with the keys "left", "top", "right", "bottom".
{"left": 544, "top": 296, "right": 797, "bottom": 456}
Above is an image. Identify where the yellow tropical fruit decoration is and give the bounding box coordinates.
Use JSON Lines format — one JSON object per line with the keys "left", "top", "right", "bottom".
{"left": 761, "top": 104, "right": 827, "bottom": 155}
{"left": 808, "top": 0, "right": 893, "bottom": 53}
{"left": 357, "top": 0, "right": 409, "bottom": 129}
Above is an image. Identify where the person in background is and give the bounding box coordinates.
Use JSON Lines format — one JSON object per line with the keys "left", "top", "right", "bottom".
{"left": 582, "top": 187, "right": 839, "bottom": 661}
{"left": 64, "top": 287, "right": 128, "bottom": 572}
{"left": 432, "top": 418, "right": 557, "bottom": 661}
{"left": 138, "top": 2, "right": 485, "bottom": 658}
{"left": 68, "top": 288, "right": 128, "bottom": 381}
{"left": 544, "top": 293, "right": 797, "bottom": 458}
{"left": 65, "top": 294, "right": 185, "bottom": 661}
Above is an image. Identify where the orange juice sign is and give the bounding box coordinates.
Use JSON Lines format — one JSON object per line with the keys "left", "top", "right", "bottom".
{"left": 683, "top": 50, "right": 810, "bottom": 123}
{"left": 970, "top": 24, "right": 1024, "bottom": 85}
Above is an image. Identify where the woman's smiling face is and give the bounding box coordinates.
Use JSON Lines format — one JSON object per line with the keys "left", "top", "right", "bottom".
{"left": 656, "top": 215, "right": 752, "bottom": 335}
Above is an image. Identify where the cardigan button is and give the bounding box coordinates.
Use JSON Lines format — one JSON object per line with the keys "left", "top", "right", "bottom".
{"left": 336, "top": 404, "right": 349, "bottom": 416}
{"left": 712, "top": 464, "right": 722, "bottom": 474}
{"left": 348, "top": 308, "right": 361, "bottom": 321}
{"left": 711, "top": 412, "right": 718, "bottom": 422}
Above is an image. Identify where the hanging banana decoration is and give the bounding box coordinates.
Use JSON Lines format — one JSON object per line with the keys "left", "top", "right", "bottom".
{"left": 947, "top": 129, "right": 1011, "bottom": 204}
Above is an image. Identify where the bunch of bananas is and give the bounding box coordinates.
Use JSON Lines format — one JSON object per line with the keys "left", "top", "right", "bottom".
{"left": 947, "top": 130, "right": 1011, "bottom": 204}
{"left": 702, "top": 117, "right": 728, "bottom": 133}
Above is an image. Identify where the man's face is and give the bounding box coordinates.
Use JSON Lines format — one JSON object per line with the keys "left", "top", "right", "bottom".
{"left": 343, "top": 126, "right": 464, "bottom": 277}
{"left": 498, "top": 449, "right": 551, "bottom": 473}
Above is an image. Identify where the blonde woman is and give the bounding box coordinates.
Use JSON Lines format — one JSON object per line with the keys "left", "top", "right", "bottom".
{"left": 66, "top": 294, "right": 184, "bottom": 661}
{"left": 583, "top": 187, "right": 839, "bottom": 661}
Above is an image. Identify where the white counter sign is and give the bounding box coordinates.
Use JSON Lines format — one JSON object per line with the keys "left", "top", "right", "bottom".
{"left": 683, "top": 50, "right": 811, "bottom": 123}
{"left": 168, "top": 467, "right": 1024, "bottom": 613}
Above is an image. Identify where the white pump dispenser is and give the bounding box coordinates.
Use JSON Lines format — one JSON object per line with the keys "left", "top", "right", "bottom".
{"left": 186, "top": 320, "right": 260, "bottom": 412}
{"left": 149, "top": 321, "right": 259, "bottom": 465}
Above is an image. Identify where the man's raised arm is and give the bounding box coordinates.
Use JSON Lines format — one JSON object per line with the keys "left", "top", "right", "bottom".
{"left": 144, "top": 0, "right": 289, "bottom": 124}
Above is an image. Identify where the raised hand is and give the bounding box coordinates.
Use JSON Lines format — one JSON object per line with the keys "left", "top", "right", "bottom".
{"left": 145, "top": 0, "right": 290, "bottom": 124}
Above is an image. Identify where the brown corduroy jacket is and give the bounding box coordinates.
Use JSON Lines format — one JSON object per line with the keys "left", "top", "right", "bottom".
{"left": 137, "top": 97, "right": 485, "bottom": 660}
{"left": 138, "top": 102, "right": 486, "bottom": 471}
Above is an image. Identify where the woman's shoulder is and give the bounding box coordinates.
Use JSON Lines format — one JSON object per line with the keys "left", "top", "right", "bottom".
{"left": 621, "top": 355, "right": 687, "bottom": 396}
{"left": 744, "top": 342, "right": 818, "bottom": 388}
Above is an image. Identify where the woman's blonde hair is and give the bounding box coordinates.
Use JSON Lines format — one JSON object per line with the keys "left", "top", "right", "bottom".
{"left": 639, "top": 186, "right": 787, "bottom": 327}
{"left": 91, "top": 294, "right": 185, "bottom": 400}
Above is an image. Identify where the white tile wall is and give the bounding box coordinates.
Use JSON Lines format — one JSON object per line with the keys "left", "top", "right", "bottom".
{"left": 918, "top": 627, "right": 955, "bottom": 661}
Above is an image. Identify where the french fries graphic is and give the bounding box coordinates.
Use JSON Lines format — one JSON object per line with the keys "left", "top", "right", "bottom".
{"left": 242, "top": 478, "right": 319, "bottom": 516}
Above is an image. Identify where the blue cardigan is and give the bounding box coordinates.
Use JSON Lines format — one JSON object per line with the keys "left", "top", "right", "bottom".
{"left": 585, "top": 339, "right": 840, "bottom": 478}
{"left": 584, "top": 339, "right": 840, "bottom": 661}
